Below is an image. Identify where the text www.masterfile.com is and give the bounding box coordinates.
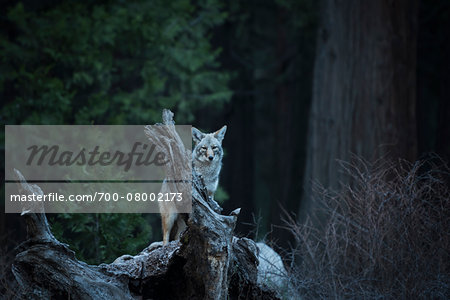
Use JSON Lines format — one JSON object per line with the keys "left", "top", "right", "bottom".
{"left": 9, "top": 192, "right": 184, "bottom": 202}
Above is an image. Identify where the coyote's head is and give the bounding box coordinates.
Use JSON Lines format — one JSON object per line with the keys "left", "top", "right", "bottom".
{"left": 192, "top": 126, "right": 227, "bottom": 163}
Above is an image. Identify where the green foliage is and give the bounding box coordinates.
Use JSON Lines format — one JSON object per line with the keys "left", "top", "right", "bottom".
{"left": 49, "top": 213, "right": 152, "bottom": 264}
{"left": 214, "top": 185, "right": 229, "bottom": 203}
{"left": 1, "top": 0, "right": 231, "bottom": 264}
{"left": 0, "top": 0, "right": 231, "bottom": 125}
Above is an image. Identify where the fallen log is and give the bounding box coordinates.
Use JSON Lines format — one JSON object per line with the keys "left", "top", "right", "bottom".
{"left": 10, "top": 110, "right": 280, "bottom": 300}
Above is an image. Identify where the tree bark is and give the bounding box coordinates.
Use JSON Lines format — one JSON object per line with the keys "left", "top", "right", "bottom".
{"left": 10, "top": 110, "right": 279, "bottom": 300}
{"left": 301, "top": 0, "right": 419, "bottom": 218}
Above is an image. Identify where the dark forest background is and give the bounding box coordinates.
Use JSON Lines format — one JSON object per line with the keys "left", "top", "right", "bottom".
{"left": 1, "top": 0, "right": 449, "bottom": 267}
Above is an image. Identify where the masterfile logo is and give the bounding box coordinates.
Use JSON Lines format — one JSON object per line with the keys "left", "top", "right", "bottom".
{"left": 5, "top": 125, "right": 191, "bottom": 181}
{"left": 5, "top": 125, "right": 192, "bottom": 213}
{"left": 25, "top": 142, "right": 169, "bottom": 172}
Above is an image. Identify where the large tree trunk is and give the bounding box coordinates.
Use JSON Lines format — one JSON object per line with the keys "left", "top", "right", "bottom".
{"left": 10, "top": 110, "right": 280, "bottom": 300}
{"left": 301, "top": 0, "right": 419, "bottom": 217}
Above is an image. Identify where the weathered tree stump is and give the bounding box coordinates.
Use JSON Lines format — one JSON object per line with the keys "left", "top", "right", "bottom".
{"left": 10, "top": 110, "right": 280, "bottom": 300}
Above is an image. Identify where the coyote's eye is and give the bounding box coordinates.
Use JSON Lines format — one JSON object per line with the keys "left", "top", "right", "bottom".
{"left": 201, "top": 146, "right": 207, "bottom": 150}
{"left": 212, "top": 146, "right": 217, "bottom": 149}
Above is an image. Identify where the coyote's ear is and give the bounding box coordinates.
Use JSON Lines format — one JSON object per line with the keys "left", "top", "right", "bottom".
{"left": 192, "top": 127, "right": 205, "bottom": 143}
{"left": 214, "top": 125, "right": 227, "bottom": 142}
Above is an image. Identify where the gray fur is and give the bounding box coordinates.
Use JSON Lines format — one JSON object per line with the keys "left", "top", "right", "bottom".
{"left": 192, "top": 126, "right": 226, "bottom": 199}
{"left": 192, "top": 127, "right": 205, "bottom": 143}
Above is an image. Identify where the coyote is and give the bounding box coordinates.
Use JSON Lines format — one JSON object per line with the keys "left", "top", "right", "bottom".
{"left": 160, "top": 125, "right": 227, "bottom": 245}
{"left": 191, "top": 125, "right": 227, "bottom": 201}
